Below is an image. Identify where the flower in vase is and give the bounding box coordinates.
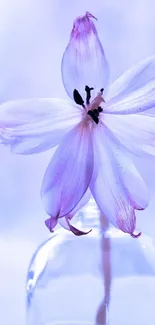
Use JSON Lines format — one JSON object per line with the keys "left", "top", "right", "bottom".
{"left": 0, "top": 12, "right": 155, "bottom": 237}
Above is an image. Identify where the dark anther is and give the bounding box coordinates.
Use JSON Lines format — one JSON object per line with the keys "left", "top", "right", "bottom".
{"left": 100, "top": 88, "right": 104, "bottom": 93}
{"left": 85, "top": 85, "right": 94, "bottom": 105}
{"left": 73, "top": 89, "right": 85, "bottom": 107}
{"left": 98, "top": 106, "right": 103, "bottom": 113}
{"left": 88, "top": 110, "right": 99, "bottom": 124}
{"left": 93, "top": 109, "right": 99, "bottom": 117}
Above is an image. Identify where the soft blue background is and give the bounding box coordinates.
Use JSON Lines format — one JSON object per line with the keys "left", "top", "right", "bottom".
{"left": 0, "top": 1, "right": 155, "bottom": 324}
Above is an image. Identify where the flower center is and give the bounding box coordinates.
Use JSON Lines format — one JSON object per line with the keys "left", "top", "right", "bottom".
{"left": 73, "top": 86, "right": 104, "bottom": 124}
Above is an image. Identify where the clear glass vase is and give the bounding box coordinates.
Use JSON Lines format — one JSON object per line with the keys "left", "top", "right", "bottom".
{"left": 26, "top": 200, "right": 155, "bottom": 325}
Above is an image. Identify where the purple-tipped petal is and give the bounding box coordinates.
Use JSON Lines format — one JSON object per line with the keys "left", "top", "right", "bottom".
{"left": 58, "top": 216, "right": 92, "bottom": 236}
{"left": 41, "top": 122, "right": 94, "bottom": 219}
{"left": 90, "top": 124, "right": 147, "bottom": 236}
{"left": 131, "top": 231, "right": 141, "bottom": 238}
{"left": 0, "top": 98, "right": 82, "bottom": 154}
{"left": 105, "top": 54, "right": 155, "bottom": 115}
{"left": 61, "top": 12, "right": 109, "bottom": 100}
{"left": 104, "top": 113, "right": 155, "bottom": 157}
{"left": 68, "top": 223, "right": 92, "bottom": 236}
{"left": 45, "top": 217, "right": 58, "bottom": 232}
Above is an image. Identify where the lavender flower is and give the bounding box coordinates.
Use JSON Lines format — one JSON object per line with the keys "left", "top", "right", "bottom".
{"left": 0, "top": 12, "right": 155, "bottom": 237}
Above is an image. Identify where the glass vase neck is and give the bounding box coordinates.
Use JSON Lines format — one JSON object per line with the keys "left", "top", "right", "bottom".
{"left": 72, "top": 198, "right": 109, "bottom": 232}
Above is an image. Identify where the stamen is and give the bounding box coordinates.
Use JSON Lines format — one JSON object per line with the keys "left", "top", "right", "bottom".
{"left": 73, "top": 89, "right": 85, "bottom": 107}
{"left": 93, "top": 109, "right": 99, "bottom": 117}
{"left": 98, "top": 106, "right": 103, "bottom": 113}
{"left": 100, "top": 88, "right": 104, "bottom": 94}
{"left": 88, "top": 110, "right": 99, "bottom": 124}
{"left": 85, "top": 85, "right": 94, "bottom": 105}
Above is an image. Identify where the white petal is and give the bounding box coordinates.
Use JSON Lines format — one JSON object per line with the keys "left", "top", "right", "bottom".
{"left": 105, "top": 81, "right": 155, "bottom": 115}
{"left": 90, "top": 124, "right": 148, "bottom": 236}
{"left": 104, "top": 113, "right": 155, "bottom": 157}
{"left": 62, "top": 12, "right": 109, "bottom": 100}
{"left": 107, "top": 135, "right": 149, "bottom": 210}
{"left": 0, "top": 98, "right": 82, "bottom": 154}
{"left": 107, "top": 54, "right": 155, "bottom": 100}
{"left": 105, "top": 55, "right": 155, "bottom": 114}
{"left": 68, "top": 188, "right": 91, "bottom": 219}
{"left": 41, "top": 122, "right": 94, "bottom": 218}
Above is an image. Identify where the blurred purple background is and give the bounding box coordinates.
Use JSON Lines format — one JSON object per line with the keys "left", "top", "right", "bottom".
{"left": 0, "top": 1, "right": 155, "bottom": 324}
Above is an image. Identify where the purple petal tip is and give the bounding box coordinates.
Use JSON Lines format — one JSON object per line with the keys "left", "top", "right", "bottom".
{"left": 45, "top": 217, "right": 57, "bottom": 232}
{"left": 71, "top": 11, "right": 97, "bottom": 39}
{"left": 130, "top": 231, "right": 142, "bottom": 238}
{"left": 69, "top": 224, "right": 92, "bottom": 236}
{"left": 85, "top": 11, "right": 97, "bottom": 21}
